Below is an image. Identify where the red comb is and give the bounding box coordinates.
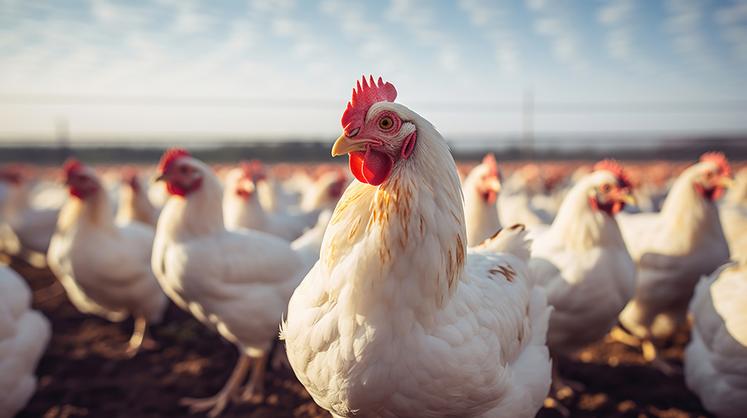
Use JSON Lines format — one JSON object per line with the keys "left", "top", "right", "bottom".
{"left": 341, "top": 75, "right": 397, "bottom": 135}
{"left": 239, "top": 160, "right": 266, "bottom": 182}
{"left": 482, "top": 153, "right": 499, "bottom": 178}
{"left": 594, "top": 159, "right": 632, "bottom": 188}
{"left": 63, "top": 158, "right": 83, "bottom": 177}
{"left": 121, "top": 167, "right": 139, "bottom": 187}
{"left": 158, "top": 148, "right": 190, "bottom": 173}
{"left": 0, "top": 165, "right": 24, "bottom": 184}
{"left": 700, "top": 152, "right": 732, "bottom": 177}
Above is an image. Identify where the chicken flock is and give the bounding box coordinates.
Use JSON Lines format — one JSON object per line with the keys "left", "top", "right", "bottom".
{"left": 0, "top": 76, "right": 746, "bottom": 418}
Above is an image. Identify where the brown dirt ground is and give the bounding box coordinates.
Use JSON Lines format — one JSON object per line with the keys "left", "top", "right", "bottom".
{"left": 11, "top": 258, "right": 711, "bottom": 418}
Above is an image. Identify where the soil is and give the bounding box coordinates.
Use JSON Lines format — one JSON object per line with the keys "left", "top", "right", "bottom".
{"left": 12, "top": 258, "right": 711, "bottom": 418}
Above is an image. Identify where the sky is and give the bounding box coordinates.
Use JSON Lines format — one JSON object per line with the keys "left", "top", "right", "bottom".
{"left": 0, "top": 0, "right": 746, "bottom": 143}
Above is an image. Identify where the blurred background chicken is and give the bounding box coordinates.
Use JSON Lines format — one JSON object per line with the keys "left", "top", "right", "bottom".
{"left": 115, "top": 169, "right": 160, "bottom": 227}
{"left": 719, "top": 167, "right": 747, "bottom": 256}
{"left": 152, "top": 149, "right": 316, "bottom": 417}
{"left": 463, "top": 153, "right": 502, "bottom": 246}
{"left": 298, "top": 169, "right": 348, "bottom": 213}
{"left": 223, "top": 161, "right": 316, "bottom": 240}
{"left": 47, "top": 160, "right": 167, "bottom": 356}
{"left": 617, "top": 152, "right": 732, "bottom": 371}
{"left": 528, "top": 160, "right": 636, "bottom": 392}
{"left": 0, "top": 264, "right": 50, "bottom": 418}
{"left": 283, "top": 76, "right": 551, "bottom": 418}
{"left": 0, "top": 166, "right": 59, "bottom": 267}
{"left": 499, "top": 164, "right": 552, "bottom": 227}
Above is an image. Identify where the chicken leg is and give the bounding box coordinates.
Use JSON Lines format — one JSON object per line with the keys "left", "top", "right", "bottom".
{"left": 125, "top": 316, "right": 148, "bottom": 357}
{"left": 609, "top": 326, "right": 679, "bottom": 375}
{"left": 237, "top": 352, "right": 268, "bottom": 403}
{"left": 180, "top": 353, "right": 251, "bottom": 417}
{"left": 550, "top": 358, "right": 584, "bottom": 400}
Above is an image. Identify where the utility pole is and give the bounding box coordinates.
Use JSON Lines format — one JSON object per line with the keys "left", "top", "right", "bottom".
{"left": 56, "top": 116, "right": 71, "bottom": 160}
{"left": 522, "top": 88, "right": 534, "bottom": 159}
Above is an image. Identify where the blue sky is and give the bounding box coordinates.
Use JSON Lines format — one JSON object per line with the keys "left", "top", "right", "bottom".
{"left": 0, "top": 0, "right": 746, "bottom": 142}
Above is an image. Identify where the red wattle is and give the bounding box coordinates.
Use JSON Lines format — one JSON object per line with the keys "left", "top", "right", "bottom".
{"left": 695, "top": 184, "right": 725, "bottom": 201}
{"left": 348, "top": 149, "right": 393, "bottom": 186}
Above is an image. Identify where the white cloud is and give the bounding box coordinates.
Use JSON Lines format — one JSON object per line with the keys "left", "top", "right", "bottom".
{"left": 663, "top": 0, "right": 719, "bottom": 70}
{"left": 458, "top": 0, "right": 520, "bottom": 74}
{"left": 714, "top": 1, "right": 747, "bottom": 64}
{"left": 526, "top": 0, "right": 547, "bottom": 12}
{"left": 386, "top": 0, "right": 462, "bottom": 73}
{"left": 89, "top": 0, "right": 150, "bottom": 27}
{"left": 533, "top": 16, "right": 584, "bottom": 68}
{"left": 318, "top": 0, "right": 406, "bottom": 75}
{"left": 597, "top": 0, "right": 637, "bottom": 63}
{"left": 598, "top": 0, "right": 633, "bottom": 25}
{"left": 525, "top": 0, "right": 587, "bottom": 71}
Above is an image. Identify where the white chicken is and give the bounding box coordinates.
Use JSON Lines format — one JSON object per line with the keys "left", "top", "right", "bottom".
{"left": 299, "top": 169, "right": 348, "bottom": 213}
{"left": 0, "top": 264, "right": 51, "bottom": 418}
{"left": 283, "top": 76, "right": 551, "bottom": 418}
{"left": 223, "top": 162, "right": 316, "bottom": 241}
{"left": 115, "top": 169, "right": 159, "bottom": 227}
{"left": 47, "top": 160, "right": 167, "bottom": 356}
{"left": 617, "top": 152, "right": 732, "bottom": 369}
{"left": 528, "top": 160, "right": 636, "bottom": 389}
{"left": 152, "top": 149, "right": 315, "bottom": 417}
{"left": 498, "top": 164, "right": 551, "bottom": 227}
{"left": 684, "top": 241, "right": 747, "bottom": 418}
{"left": 463, "top": 153, "right": 502, "bottom": 247}
{"left": 0, "top": 167, "right": 58, "bottom": 265}
{"left": 719, "top": 167, "right": 747, "bottom": 255}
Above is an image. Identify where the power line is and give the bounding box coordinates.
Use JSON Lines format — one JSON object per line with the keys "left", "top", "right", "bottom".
{"left": 1, "top": 94, "right": 746, "bottom": 113}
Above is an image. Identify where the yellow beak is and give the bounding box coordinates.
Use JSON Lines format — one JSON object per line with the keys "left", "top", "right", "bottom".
{"left": 331, "top": 134, "right": 375, "bottom": 157}
{"left": 719, "top": 176, "right": 735, "bottom": 188}
{"left": 486, "top": 177, "right": 502, "bottom": 193}
{"left": 622, "top": 193, "right": 637, "bottom": 206}
{"left": 613, "top": 188, "right": 636, "bottom": 206}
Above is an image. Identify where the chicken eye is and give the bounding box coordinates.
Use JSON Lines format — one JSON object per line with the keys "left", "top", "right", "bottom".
{"left": 600, "top": 184, "right": 611, "bottom": 193}
{"left": 378, "top": 116, "right": 394, "bottom": 131}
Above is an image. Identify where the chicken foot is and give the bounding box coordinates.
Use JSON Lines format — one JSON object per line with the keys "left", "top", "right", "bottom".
{"left": 609, "top": 326, "right": 679, "bottom": 375}
{"left": 236, "top": 352, "right": 268, "bottom": 403}
{"left": 180, "top": 353, "right": 251, "bottom": 417}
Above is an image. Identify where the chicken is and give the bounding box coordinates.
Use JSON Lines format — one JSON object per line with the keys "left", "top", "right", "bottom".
{"left": 463, "top": 153, "right": 502, "bottom": 247}
{"left": 115, "top": 169, "right": 159, "bottom": 227}
{"left": 299, "top": 170, "right": 348, "bottom": 212}
{"left": 617, "top": 152, "right": 732, "bottom": 370}
{"left": 282, "top": 76, "right": 551, "bottom": 418}
{"left": 152, "top": 149, "right": 315, "bottom": 417}
{"left": 0, "top": 167, "right": 58, "bottom": 266}
{"left": 223, "top": 161, "right": 316, "bottom": 240}
{"left": 528, "top": 160, "right": 636, "bottom": 391}
{"left": 719, "top": 167, "right": 747, "bottom": 256}
{"left": 498, "top": 165, "right": 550, "bottom": 228}
{"left": 684, "top": 244, "right": 747, "bottom": 418}
{"left": 47, "top": 160, "right": 167, "bottom": 356}
{"left": 0, "top": 264, "right": 51, "bottom": 418}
